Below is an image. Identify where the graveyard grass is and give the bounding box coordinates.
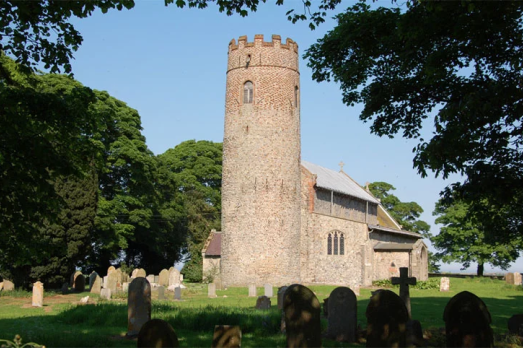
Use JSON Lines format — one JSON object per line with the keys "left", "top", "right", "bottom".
{"left": 0, "top": 278, "right": 522, "bottom": 347}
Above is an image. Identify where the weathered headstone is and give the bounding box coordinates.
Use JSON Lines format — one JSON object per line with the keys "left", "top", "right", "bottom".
{"left": 248, "top": 284, "right": 257, "bottom": 297}
{"left": 32, "top": 281, "right": 44, "bottom": 307}
{"left": 115, "top": 268, "right": 123, "bottom": 289}
{"left": 3, "top": 280, "right": 14, "bottom": 291}
{"left": 255, "top": 295, "right": 271, "bottom": 310}
{"left": 443, "top": 291, "right": 493, "bottom": 347}
{"left": 74, "top": 274, "right": 86, "bottom": 292}
{"left": 212, "top": 325, "right": 242, "bottom": 348}
{"left": 131, "top": 269, "right": 139, "bottom": 279}
{"left": 70, "top": 270, "right": 82, "bottom": 287}
{"left": 89, "top": 271, "right": 99, "bottom": 288}
{"left": 264, "top": 284, "right": 273, "bottom": 297}
{"left": 100, "top": 288, "right": 111, "bottom": 300}
{"left": 174, "top": 286, "right": 181, "bottom": 300}
{"left": 127, "top": 277, "right": 152, "bottom": 337}
{"left": 508, "top": 314, "right": 523, "bottom": 336}
{"left": 440, "top": 277, "right": 450, "bottom": 292}
{"left": 123, "top": 282, "right": 130, "bottom": 292}
{"left": 366, "top": 289, "right": 409, "bottom": 347}
{"left": 506, "top": 273, "right": 515, "bottom": 284}
{"left": 283, "top": 284, "right": 322, "bottom": 348}
{"left": 146, "top": 275, "right": 155, "bottom": 284}
{"left": 107, "top": 265, "right": 116, "bottom": 275}
{"left": 277, "top": 286, "right": 288, "bottom": 310}
{"left": 325, "top": 287, "right": 357, "bottom": 342}
{"left": 136, "top": 268, "right": 146, "bottom": 278}
{"left": 406, "top": 320, "right": 425, "bottom": 347}
{"left": 208, "top": 283, "right": 217, "bottom": 298}
{"left": 391, "top": 267, "right": 416, "bottom": 318}
{"left": 137, "top": 319, "right": 180, "bottom": 348}
{"left": 169, "top": 266, "right": 174, "bottom": 273}
{"left": 514, "top": 273, "right": 522, "bottom": 285}
{"left": 159, "top": 269, "right": 169, "bottom": 287}
{"left": 107, "top": 271, "right": 118, "bottom": 293}
{"left": 168, "top": 268, "right": 181, "bottom": 287}
{"left": 90, "top": 275, "right": 102, "bottom": 294}
{"left": 157, "top": 286, "right": 166, "bottom": 300}
{"left": 154, "top": 275, "right": 159, "bottom": 284}
{"left": 103, "top": 276, "right": 108, "bottom": 289}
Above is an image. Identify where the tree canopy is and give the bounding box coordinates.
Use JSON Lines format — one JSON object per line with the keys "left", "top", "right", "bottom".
{"left": 305, "top": 2, "right": 523, "bottom": 243}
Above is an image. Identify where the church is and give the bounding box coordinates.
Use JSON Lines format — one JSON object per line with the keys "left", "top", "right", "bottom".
{"left": 202, "top": 35, "right": 428, "bottom": 287}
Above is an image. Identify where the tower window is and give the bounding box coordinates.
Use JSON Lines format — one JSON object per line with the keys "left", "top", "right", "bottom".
{"left": 327, "top": 233, "right": 332, "bottom": 255}
{"left": 244, "top": 81, "right": 253, "bottom": 104}
{"left": 294, "top": 86, "right": 298, "bottom": 107}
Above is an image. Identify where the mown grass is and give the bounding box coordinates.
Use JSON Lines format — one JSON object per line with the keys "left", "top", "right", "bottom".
{"left": 0, "top": 278, "right": 521, "bottom": 347}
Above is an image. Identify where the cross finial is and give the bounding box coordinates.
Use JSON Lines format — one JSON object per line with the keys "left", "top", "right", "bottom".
{"left": 339, "top": 161, "right": 345, "bottom": 172}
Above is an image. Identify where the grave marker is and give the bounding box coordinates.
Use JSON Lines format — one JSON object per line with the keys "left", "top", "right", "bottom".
{"left": 366, "top": 289, "right": 408, "bottom": 347}
{"left": 255, "top": 296, "right": 271, "bottom": 310}
{"left": 264, "top": 284, "right": 273, "bottom": 297}
{"left": 515, "top": 273, "right": 522, "bottom": 285}
{"left": 326, "top": 287, "right": 357, "bottom": 342}
{"left": 100, "top": 288, "right": 111, "bottom": 300}
{"left": 169, "top": 268, "right": 181, "bottom": 287}
{"left": 440, "top": 277, "right": 450, "bottom": 292}
{"left": 3, "top": 280, "right": 14, "bottom": 291}
{"left": 32, "top": 281, "right": 44, "bottom": 307}
{"left": 212, "top": 325, "right": 241, "bottom": 348}
{"left": 391, "top": 267, "right": 416, "bottom": 318}
{"left": 74, "top": 274, "right": 86, "bottom": 292}
{"left": 157, "top": 286, "right": 166, "bottom": 300}
{"left": 70, "top": 270, "right": 81, "bottom": 287}
{"left": 283, "top": 284, "right": 322, "bottom": 348}
{"left": 506, "top": 273, "right": 515, "bottom": 284}
{"left": 137, "top": 319, "right": 180, "bottom": 348}
{"left": 174, "top": 286, "right": 181, "bottom": 300}
{"left": 248, "top": 284, "right": 256, "bottom": 297}
{"left": 146, "top": 275, "right": 155, "bottom": 284}
{"left": 277, "top": 286, "right": 288, "bottom": 310}
{"left": 89, "top": 271, "right": 99, "bottom": 289}
{"left": 107, "top": 265, "right": 116, "bottom": 274}
{"left": 127, "top": 277, "right": 152, "bottom": 337}
{"left": 136, "top": 268, "right": 146, "bottom": 278}
{"left": 159, "top": 269, "right": 169, "bottom": 286}
{"left": 107, "top": 272, "right": 118, "bottom": 293}
{"left": 508, "top": 314, "right": 523, "bottom": 336}
{"left": 208, "top": 283, "right": 217, "bottom": 298}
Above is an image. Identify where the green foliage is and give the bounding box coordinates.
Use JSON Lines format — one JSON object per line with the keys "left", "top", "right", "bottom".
{"left": 0, "top": 335, "right": 44, "bottom": 348}
{"left": 305, "top": 2, "right": 523, "bottom": 243}
{"left": 431, "top": 196, "right": 522, "bottom": 276}
{"left": 428, "top": 251, "right": 441, "bottom": 273}
{"left": 371, "top": 279, "right": 396, "bottom": 288}
{"left": 372, "top": 278, "right": 439, "bottom": 290}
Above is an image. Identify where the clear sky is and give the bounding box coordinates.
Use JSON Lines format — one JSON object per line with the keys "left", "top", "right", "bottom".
{"left": 65, "top": 0, "right": 521, "bottom": 274}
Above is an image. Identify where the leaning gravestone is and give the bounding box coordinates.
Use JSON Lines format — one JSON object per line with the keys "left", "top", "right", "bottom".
{"left": 137, "top": 319, "right": 180, "bottom": 348}
{"left": 3, "top": 280, "right": 14, "bottom": 291}
{"left": 248, "top": 284, "right": 256, "bottom": 297}
{"left": 74, "top": 274, "right": 86, "bottom": 292}
{"left": 366, "top": 289, "right": 409, "bottom": 347}
{"left": 508, "top": 314, "right": 523, "bottom": 336}
{"left": 159, "top": 269, "right": 169, "bottom": 287}
{"left": 212, "top": 325, "right": 242, "bottom": 348}
{"left": 174, "top": 286, "right": 182, "bottom": 300}
{"left": 90, "top": 275, "right": 102, "bottom": 294}
{"left": 277, "top": 286, "right": 288, "bottom": 310}
{"left": 100, "top": 288, "right": 111, "bottom": 300}
{"left": 157, "top": 286, "right": 166, "bottom": 300}
{"left": 208, "top": 283, "right": 217, "bottom": 298}
{"left": 283, "top": 284, "right": 322, "bottom": 348}
{"left": 440, "top": 277, "right": 450, "bottom": 292}
{"left": 89, "top": 271, "right": 99, "bottom": 288}
{"left": 168, "top": 268, "right": 181, "bottom": 287}
{"left": 255, "top": 296, "right": 271, "bottom": 310}
{"left": 127, "top": 277, "right": 152, "bottom": 337}
{"left": 506, "top": 273, "right": 515, "bottom": 284}
{"left": 326, "top": 287, "right": 357, "bottom": 342}
{"left": 32, "top": 281, "right": 44, "bottom": 307}
{"left": 443, "top": 291, "right": 493, "bottom": 347}
{"left": 107, "top": 272, "right": 118, "bottom": 293}
{"left": 264, "top": 284, "right": 273, "bottom": 297}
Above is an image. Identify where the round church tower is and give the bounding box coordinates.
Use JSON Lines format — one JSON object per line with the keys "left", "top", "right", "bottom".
{"left": 221, "top": 35, "right": 301, "bottom": 286}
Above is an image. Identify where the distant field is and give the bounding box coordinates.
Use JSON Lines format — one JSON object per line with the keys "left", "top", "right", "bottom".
{"left": 0, "top": 278, "right": 521, "bottom": 347}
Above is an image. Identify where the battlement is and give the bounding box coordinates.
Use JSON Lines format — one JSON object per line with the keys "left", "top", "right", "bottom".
{"left": 229, "top": 34, "right": 298, "bottom": 53}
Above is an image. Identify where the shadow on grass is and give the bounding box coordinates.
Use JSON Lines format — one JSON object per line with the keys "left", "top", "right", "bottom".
{"left": 1, "top": 294, "right": 522, "bottom": 347}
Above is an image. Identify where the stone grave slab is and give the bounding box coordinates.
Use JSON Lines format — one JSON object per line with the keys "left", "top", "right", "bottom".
{"left": 32, "top": 281, "right": 44, "bottom": 307}
{"left": 107, "top": 265, "right": 116, "bottom": 274}
{"left": 514, "top": 273, "right": 522, "bottom": 285}
{"left": 74, "top": 274, "right": 86, "bottom": 292}
{"left": 107, "top": 272, "right": 118, "bottom": 293}
{"left": 264, "top": 284, "right": 273, "bottom": 297}
{"left": 326, "top": 287, "right": 357, "bottom": 342}
{"left": 174, "top": 286, "right": 181, "bottom": 300}
{"left": 169, "top": 268, "right": 181, "bottom": 287}
{"left": 255, "top": 296, "right": 271, "bottom": 310}
{"left": 157, "top": 286, "right": 166, "bottom": 300}
{"left": 366, "top": 289, "right": 408, "bottom": 347}
{"left": 100, "top": 288, "right": 111, "bottom": 300}
{"left": 283, "top": 284, "right": 321, "bottom": 348}
{"left": 3, "top": 280, "right": 14, "bottom": 291}
{"left": 137, "top": 319, "right": 179, "bottom": 348}
{"left": 506, "top": 273, "right": 515, "bottom": 284}
{"left": 90, "top": 275, "right": 101, "bottom": 294}
{"left": 159, "top": 269, "right": 169, "bottom": 286}
{"left": 208, "top": 283, "right": 217, "bottom": 298}
{"left": 248, "top": 284, "right": 256, "bottom": 297}
{"left": 146, "top": 275, "right": 155, "bottom": 284}
{"left": 277, "top": 286, "right": 288, "bottom": 310}
{"left": 212, "top": 325, "right": 241, "bottom": 348}
{"left": 127, "top": 277, "right": 152, "bottom": 337}
{"left": 70, "top": 270, "right": 81, "bottom": 287}
{"left": 136, "top": 268, "right": 146, "bottom": 278}
{"left": 440, "top": 277, "right": 450, "bottom": 292}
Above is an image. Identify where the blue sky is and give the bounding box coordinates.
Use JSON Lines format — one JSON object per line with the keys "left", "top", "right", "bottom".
{"left": 66, "top": 0, "right": 521, "bottom": 273}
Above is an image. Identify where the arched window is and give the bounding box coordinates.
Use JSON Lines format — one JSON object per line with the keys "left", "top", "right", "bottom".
{"left": 327, "top": 233, "right": 332, "bottom": 255}
{"left": 340, "top": 233, "right": 345, "bottom": 255}
{"left": 244, "top": 81, "right": 253, "bottom": 104}
{"left": 334, "top": 232, "right": 339, "bottom": 255}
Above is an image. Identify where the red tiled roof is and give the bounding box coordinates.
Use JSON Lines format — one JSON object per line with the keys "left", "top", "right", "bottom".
{"left": 205, "top": 232, "right": 221, "bottom": 256}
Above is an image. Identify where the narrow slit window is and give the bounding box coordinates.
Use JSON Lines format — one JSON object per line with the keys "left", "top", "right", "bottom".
{"left": 334, "top": 232, "right": 338, "bottom": 255}
{"left": 327, "top": 233, "right": 332, "bottom": 255}
{"left": 244, "top": 81, "right": 253, "bottom": 104}
{"left": 294, "top": 86, "right": 298, "bottom": 107}
{"left": 340, "top": 233, "right": 345, "bottom": 255}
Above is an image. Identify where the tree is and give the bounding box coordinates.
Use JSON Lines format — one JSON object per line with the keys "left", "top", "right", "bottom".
{"left": 431, "top": 196, "right": 522, "bottom": 276}
{"left": 368, "top": 181, "right": 430, "bottom": 236}
{"left": 158, "top": 140, "right": 222, "bottom": 282}
{"left": 305, "top": 2, "right": 523, "bottom": 243}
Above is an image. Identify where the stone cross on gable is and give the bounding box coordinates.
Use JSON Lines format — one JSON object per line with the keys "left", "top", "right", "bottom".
{"left": 391, "top": 267, "right": 416, "bottom": 319}
{"left": 339, "top": 161, "right": 345, "bottom": 172}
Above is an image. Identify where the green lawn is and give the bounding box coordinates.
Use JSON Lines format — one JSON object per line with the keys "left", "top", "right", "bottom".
{"left": 0, "top": 278, "right": 521, "bottom": 347}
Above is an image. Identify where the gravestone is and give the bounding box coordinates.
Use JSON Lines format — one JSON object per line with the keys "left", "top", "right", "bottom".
{"left": 406, "top": 320, "right": 424, "bottom": 347}
{"left": 154, "top": 275, "right": 159, "bottom": 284}
{"left": 174, "top": 286, "right": 181, "bottom": 300}
{"left": 514, "top": 273, "right": 522, "bottom": 285}
{"left": 248, "top": 284, "right": 256, "bottom": 297}
{"left": 74, "top": 274, "right": 86, "bottom": 292}
{"left": 61, "top": 282, "right": 69, "bottom": 294}
{"left": 159, "top": 269, "right": 169, "bottom": 286}
{"left": 3, "top": 280, "right": 14, "bottom": 291}
{"left": 100, "top": 288, "right": 111, "bottom": 300}
{"left": 508, "top": 314, "right": 523, "bottom": 336}
{"left": 131, "top": 269, "right": 139, "bottom": 278}
{"left": 146, "top": 275, "right": 155, "bottom": 284}
{"left": 89, "top": 271, "right": 99, "bottom": 288}
{"left": 116, "top": 268, "right": 123, "bottom": 289}
{"left": 440, "top": 277, "right": 450, "bottom": 292}
{"left": 283, "top": 284, "right": 322, "bottom": 348}
{"left": 212, "top": 325, "right": 242, "bottom": 348}
{"left": 506, "top": 273, "right": 515, "bottom": 284}
{"left": 168, "top": 268, "right": 181, "bottom": 287}
{"left": 277, "top": 286, "right": 288, "bottom": 310}
{"left": 32, "top": 281, "right": 44, "bottom": 307}
{"left": 169, "top": 266, "right": 174, "bottom": 273}
{"left": 208, "top": 283, "right": 217, "bottom": 298}
{"left": 443, "top": 291, "right": 493, "bottom": 347}
{"left": 127, "top": 277, "right": 152, "bottom": 337}
{"left": 107, "top": 272, "right": 118, "bottom": 293}
{"left": 103, "top": 276, "right": 108, "bottom": 289}
{"left": 325, "top": 287, "right": 357, "bottom": 342}
{"left": 137, "top": 319, "right": 180, "bottom": 348}
{"left": 323, "top": 298, "right": 329, "bottom": 318}
{"left": 391, "top": 267, "right": 416, "bottom": 318}
{"left": 264, "top": 284, "right": 273, "bottom": 297}
{"left": 366, "top": 289, "right": 409, "bottom": 347}
{"left": 157, "top": 286, "right": 166, "bottom": 300}
{"left": 255, "top": 296, "right": 271, "bottom": 310}
{"left": 107, "top": 265, "right": 116, "bottom": 275}
{"left": 90, "top": 275, "right": 102, "bottom": 294}
{"left": 136, "top": 268, "right": 146, "bottom": 278}
{"left": 123, "top": 282, "right": 130, "bottom": 292}
{"left": 70, "top": 270, "right": 82, "bottom": 287}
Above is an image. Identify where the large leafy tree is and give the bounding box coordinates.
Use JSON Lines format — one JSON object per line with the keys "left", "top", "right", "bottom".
{"left": 305, "top": 2, "right": 523, "bottom": 243}
{"left": 158, "top": 140, "right": 222, "bottom": 282}
{"left": 432, "top": 196, "right": 522, "bottom": 276}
